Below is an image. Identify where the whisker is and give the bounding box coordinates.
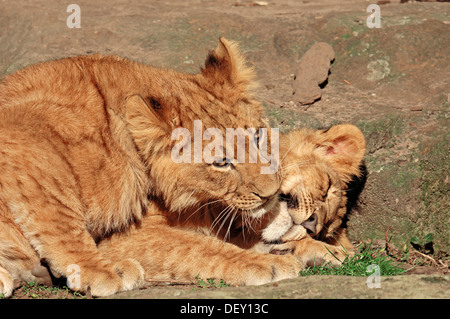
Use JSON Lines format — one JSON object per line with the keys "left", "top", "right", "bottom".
{"left": 225, "top": 207, "right": 239, "bottom": 242}
{"left": 241, "top": 211, "right": 255, "bottom": 243}
{"left": 247, "top": 211, "right": 257, "bottom": 233}
{"left": 216, "top": 205, "right": 233, "bottom": 239}
{"left": 210, "top": 209, "right": 227, "bottom": 233}
{"left": 183, "top": 198, "right": 227, "bottom": 222}
{"left": 210, "top": 205, "right": 233, "bottom": 234}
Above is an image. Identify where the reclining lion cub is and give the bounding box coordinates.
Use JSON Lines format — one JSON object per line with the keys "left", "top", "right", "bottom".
{"left": 0, "top": 38, "right": 301, "bottom": 297}
{"left": 261, "top": 124, "right": 366, "bottom": 266}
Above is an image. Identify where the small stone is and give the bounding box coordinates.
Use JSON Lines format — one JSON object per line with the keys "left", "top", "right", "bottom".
{"left": 292, "top": 42, "right": 335, "bottom": 105}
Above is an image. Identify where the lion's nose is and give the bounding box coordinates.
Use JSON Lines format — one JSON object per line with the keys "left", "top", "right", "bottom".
{"left": 301, "top": 213, "right": 318, "bottom": 235}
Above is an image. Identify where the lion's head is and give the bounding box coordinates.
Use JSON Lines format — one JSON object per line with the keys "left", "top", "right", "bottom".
{"left": 262, "top": 124, "right": 366, "bottom": 244}
{"left": 124, "top": 38, "right": 280, "bottom": 226}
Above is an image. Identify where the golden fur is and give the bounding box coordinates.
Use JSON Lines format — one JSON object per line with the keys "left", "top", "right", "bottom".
{"left": 263, "top": 124, "right": 366, "bottom": 265}
{"left": 99, "top": 124, "right": 366, "bottom": 284}
{"left": 0, "top": 38, "right": 302, "bottom": 297}
{"left": 0, "top": 119, "right": 365, "bottom": 295}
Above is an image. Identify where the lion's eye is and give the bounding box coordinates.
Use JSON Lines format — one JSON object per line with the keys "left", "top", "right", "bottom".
{"left": 212, "top": 158, "right": 232, "bottom": 169}
{"left": 279, "top": 193, "right": 298, "bottom": 209}
{"left": 279, "top": 193, "right": 289, "bottom": 202}
{"left": 322, "top": 176, "right": 333, "bottom": 200}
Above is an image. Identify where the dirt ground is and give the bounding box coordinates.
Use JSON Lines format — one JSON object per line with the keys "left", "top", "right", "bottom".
{"left": 0, "top": 0, "right": 448, "bottom": 299}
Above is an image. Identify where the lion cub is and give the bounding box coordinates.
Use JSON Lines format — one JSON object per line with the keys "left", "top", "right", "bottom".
{"left": 261, "top": 124, "right": 366, "bottom": 266}
{"left": 0, "top": 38, "right": 301, "bottom": 297}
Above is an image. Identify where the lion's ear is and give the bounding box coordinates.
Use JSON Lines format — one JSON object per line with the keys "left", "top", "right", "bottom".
{"left": 201, "top": 37, "right": 255, "bottom": 88}
{"left": 314, "top": 124, "right": 366, "bottom": 183}
{"left": 125, "top": 95, "right": 170, "bottom": 156}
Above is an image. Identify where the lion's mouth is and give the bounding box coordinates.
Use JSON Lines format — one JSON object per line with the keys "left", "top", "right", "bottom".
{"left": 241, "top": 195, "right": 278, "bottom": 218}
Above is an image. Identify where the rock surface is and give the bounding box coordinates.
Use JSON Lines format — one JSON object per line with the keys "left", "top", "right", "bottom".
{"left": 292, "top": 42, "right": 335, "bottom": 105}
{"left": 109, "top": 275, "right": 449, "bottom": 299}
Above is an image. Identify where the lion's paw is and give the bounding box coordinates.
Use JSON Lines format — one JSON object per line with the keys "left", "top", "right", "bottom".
{"left": 0, "top": 266, "right": 13, "bottom": 298}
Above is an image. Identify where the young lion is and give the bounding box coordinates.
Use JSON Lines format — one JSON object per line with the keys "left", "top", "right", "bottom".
{"left": 0, "top": 124, "right": 364, "bottom": 295}
{"left": 98, "top": 124, "right": 365, "bottom": 284}
{"left": 0, "top": 38, "right": 301, "bottom": 297}
{"left": 262, "top": 124, "right": 366, "bottom": 265}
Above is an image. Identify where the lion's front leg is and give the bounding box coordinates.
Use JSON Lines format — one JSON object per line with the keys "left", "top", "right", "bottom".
{"left": 99, "top": 214, "right": 304, "bottom": 286}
